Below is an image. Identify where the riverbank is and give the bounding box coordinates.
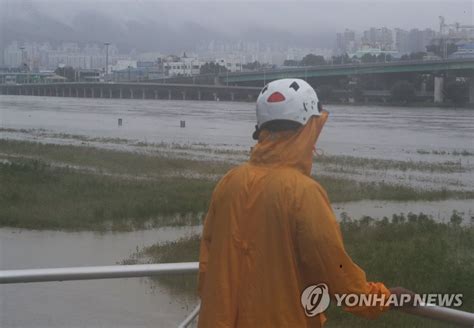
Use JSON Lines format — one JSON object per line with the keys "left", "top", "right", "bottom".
{"left": 1, "top": 139, "right": 473, "bottom": 231}
{"left": 125, "top": 215, "right": 474, "bottom": 328}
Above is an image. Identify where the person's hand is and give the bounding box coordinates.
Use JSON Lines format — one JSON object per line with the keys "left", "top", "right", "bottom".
{"left": 389, "top": 287, "right": 416, "bottom": 309}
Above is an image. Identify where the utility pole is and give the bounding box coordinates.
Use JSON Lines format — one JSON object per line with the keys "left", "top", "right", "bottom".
{"left": 104, "top": 42, "right": 110, "bottom": 82}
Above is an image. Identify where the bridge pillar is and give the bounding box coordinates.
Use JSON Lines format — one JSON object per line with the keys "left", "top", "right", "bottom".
{"left": 142, "top": 89, "right": 146, "bottom": 99}
{"left": 434, "top": 76, "right": 444, "bottom": 104}
{"left": 469, "top": 76, "right": 474, "bottom": 104}
{"left": 168, "top": 90, "right": 172, "bottom": 100}
{"left": 421, "top": 81, "right": 427, "bottom": 93}
{"left": 197, "top": 90, "right": 201, "bottom": 100}
{"left": 154, "top": 90, "right": 158, "bottom": 99}
{"left": 182, "top": 91, "right": 186, "bottom": 100}
{"left": 119, "top": 88, "right": 123, "bottom": 99}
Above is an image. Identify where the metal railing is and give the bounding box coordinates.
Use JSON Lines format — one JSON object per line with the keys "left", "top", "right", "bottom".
{"left": 1, "top": 263, "right": 473, "bottom": 327}
{"left": 0, "top": 262, "right": 198, "bottom": 284}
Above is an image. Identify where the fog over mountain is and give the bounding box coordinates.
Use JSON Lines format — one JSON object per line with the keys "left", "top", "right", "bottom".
{"left": 0, "top": 0, "right": 471, "bottom": 53}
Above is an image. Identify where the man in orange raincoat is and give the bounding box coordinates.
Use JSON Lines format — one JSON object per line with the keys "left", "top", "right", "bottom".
{"left": 198, "top": 79, "right": 405, "bottom": 327}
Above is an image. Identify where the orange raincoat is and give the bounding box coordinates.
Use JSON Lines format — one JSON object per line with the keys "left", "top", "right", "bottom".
{"left": 198, "top": 112, "right": 390, "bottom": 327}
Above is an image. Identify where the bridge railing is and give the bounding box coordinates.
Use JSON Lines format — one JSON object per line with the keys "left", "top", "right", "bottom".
{"left": 1, "top": 263, "right": 473, "bottom": 327}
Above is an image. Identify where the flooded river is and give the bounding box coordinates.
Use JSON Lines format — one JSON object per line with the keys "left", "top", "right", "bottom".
{"left": 1, "top": 95, "right": 474, "bottom": 327}
{"left": 0, "top": 226, "right": 201, "bottom": 328}
{"left": 1, "top": 95, "right": 474, "bottom": 159}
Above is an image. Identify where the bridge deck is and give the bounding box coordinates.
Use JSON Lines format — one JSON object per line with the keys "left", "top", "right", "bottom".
{"left": 221, "top": 58, "right": 474, "bottom": 83}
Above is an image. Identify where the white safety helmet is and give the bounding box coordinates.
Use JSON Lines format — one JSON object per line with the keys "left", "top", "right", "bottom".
{"left": 255, "top": 79, "right": 322, "bottom": 134}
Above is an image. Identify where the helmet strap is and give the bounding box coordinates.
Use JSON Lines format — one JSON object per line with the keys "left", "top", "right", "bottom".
{"left": 252, "top": 125, "right": 261, "bottom": 140}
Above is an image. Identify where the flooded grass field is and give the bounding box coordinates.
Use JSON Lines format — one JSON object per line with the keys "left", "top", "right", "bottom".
{"left": 124, "top": 216, "right": 474, "bottom": 328}
{"left": 1, "top": 95, "right": 473, "bottom": 327}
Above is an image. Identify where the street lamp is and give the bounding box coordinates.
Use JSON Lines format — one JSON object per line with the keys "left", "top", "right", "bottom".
{"left": 19, "top": 47, "right": 29, "bottom": 84}
{"left": 19, "top": 47, "right": 25, "bottom": 68}
{"left": 104, "top": 42, "right": 110, "bottom": 82}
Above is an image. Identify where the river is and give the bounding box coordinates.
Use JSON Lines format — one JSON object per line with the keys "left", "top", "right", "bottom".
{"left": 1, "top": 96, "right": 474, "bottom": 160}
{"left": 0, "top": 226, "right": 201, "bottom": 328}
{"left": 1, "top": 95, "right": 473, "bottom": 327}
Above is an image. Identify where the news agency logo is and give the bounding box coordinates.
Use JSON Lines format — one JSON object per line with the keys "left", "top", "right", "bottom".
{"left": 301, "top": 283, "right": 464, "bottom": 317}
{"left": 300, "top": 283, "right": 331, "bottom": 317}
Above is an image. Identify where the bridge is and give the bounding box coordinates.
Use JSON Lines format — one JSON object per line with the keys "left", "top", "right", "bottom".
{"left": 215, "top": 58, "right": 474, "bottom": 104}
{"left": 219, "top": 58, "right": 474, "bottom": 84}
{"left": 2, "top": 59, "right": 474, "bottom": 104}
{"left": 0, "top": 82, "right": 261, "bottom": 102}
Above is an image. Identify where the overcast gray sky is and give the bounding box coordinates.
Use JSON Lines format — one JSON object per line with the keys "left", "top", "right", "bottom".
{"left": 1, "top": 0, "right": 472, "bottom": 51}
{"left": 29, "top": 0, "right": 473, "bottom": 31}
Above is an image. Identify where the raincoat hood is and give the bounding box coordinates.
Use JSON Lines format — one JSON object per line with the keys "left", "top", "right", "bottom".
{"left": 250, "top": 111, "right": 329, "bottom": 176}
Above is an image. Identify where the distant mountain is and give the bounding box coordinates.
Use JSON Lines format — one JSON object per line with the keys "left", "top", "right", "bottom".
{"left": 239, "top": 25, "right": 334, "bottom": 49}
{"left": 0, "top": 1, "right": 333, "bottom": 53}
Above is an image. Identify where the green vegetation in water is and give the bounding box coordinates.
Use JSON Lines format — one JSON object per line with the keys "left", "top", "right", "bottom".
{"left": 1, "top": 156, "right": 473, "bottom": 230}
{"left": 315, "top": 154, "right": 466, "bottom": 173}
{"left": 128, "top": 214, "right": 473, "bottom": 328}
{"left": 0, "top": 139, "right": 233, "bottom": 177}
{"left": 1, "top": 139, "right": 473, "bottom": 230}
{"left": 316, "top": 175, "right": 474, "bottom": 202}
{"left": 0, "top": 160, "right": 213, "bottom": 231}
{"left": 123, "top": 234, "right": 201, "bottom": 295}
{"left": 416, "top": 148, "right": 474, "bottom": 157}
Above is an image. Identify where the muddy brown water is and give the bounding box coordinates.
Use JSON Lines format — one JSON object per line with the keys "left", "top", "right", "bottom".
{"left": 0, "top": 226, "right": 201, "bottom": 328}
